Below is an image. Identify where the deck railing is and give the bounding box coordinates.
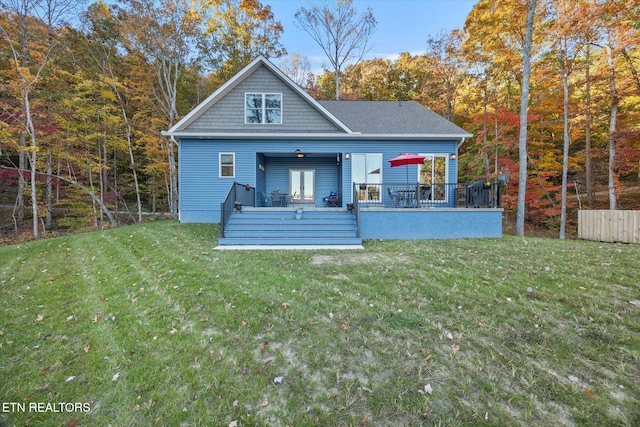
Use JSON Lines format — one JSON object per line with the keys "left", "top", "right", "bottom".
{"left": 353, "top": 182, "right": 502, "bottom": 209}
{"left": 220, "top": 182, "right": 256, "bottom": 237}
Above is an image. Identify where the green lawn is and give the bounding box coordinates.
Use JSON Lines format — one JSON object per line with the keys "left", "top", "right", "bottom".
{"left": 0, "top": 220, "right": 639, "bottom": 426}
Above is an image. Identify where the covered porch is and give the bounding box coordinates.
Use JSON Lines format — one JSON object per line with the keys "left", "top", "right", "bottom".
{"left": 254, "top": 151, "right": 345, "bottom": 208}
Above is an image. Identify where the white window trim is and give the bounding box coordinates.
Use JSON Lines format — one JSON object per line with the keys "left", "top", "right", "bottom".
{"left": 244, "top": 93, "right": 282, "bottom": 125}
{"left": 219, "top": 152, "right": 235, "bottom": 178}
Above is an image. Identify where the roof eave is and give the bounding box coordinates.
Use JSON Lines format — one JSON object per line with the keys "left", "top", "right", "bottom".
{"left": 161, "top": 131, "right": 473, "bottom": 141}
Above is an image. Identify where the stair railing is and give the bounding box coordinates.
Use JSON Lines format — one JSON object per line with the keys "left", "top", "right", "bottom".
{"left": 220, "top": 182, "right": 256, "bottom": 237}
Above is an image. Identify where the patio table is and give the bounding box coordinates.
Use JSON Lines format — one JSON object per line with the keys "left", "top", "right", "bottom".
{"left": 398, "top": 190, "right": 417, "bottom": 208}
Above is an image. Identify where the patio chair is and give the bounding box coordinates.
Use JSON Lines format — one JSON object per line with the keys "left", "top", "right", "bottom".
{"left": 323, "top": 191, "right": 340, "bottom": 207}
{"left": 387, "top": 187, "right": 405, "bottom": 207}
{"left": 271, "top": 190, "right": 287, "bottom": 207}
{"left": 419, "top": 185, "right": 432, "bottom": 206}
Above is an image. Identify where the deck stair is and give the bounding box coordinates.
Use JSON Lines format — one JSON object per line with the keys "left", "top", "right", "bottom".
{"left": 218, "top": 207, "right": 362, "bottom": 246}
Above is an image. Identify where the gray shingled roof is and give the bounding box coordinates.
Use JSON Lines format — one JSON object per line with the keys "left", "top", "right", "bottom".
{"left": 318, "top": 100, "right": 470, "bottom": 136}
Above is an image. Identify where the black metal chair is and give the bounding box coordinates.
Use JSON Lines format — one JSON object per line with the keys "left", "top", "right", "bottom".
{"left": 387, "top": 187, "right": 404, "bottom": 207}
{"left": 271, "top": 190, "right": 287, "bottom": 207}
{"left": 419, "top": 185, "right": 432, "bottom": 206}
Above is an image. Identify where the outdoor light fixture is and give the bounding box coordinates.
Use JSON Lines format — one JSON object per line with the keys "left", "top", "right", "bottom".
{"left": 295, "top": 149, "right": 305, "bottom": 158}
{"left": 345, "top": 153, "right": 350, "bottom": 159}
{"left": 450, "top": 153, "right": 457, "bottom": 160}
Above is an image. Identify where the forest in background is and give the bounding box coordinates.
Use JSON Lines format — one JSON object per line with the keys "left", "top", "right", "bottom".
{"left": 1, "top": 0, "right": 639, "bottom": 240}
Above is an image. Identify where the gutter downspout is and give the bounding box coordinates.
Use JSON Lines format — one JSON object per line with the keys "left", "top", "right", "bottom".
{"left": 170, "top": 135, "right": 179, "bottom": 222}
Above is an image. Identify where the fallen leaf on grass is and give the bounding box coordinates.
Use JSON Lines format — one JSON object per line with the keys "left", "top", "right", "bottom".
{"left": 585, "top": 388, "right": 595, "bottom": 397}
{"left": 112, "top": 372, "right": 120, "bottom": 382}
{"left": 65, "top": 376, "right": 76, "bottom": 382}
{"left": 67, "top": 315, "right": 74, "bottom": 322}
{"left": 281, "top": 302, "right": 289, "bottom": 309}
{"left": 40, "top": 366, "right": 51, "bottom": 375}
{"left": 84, "top": 343, "right": 91, "bottom": 353}
{"left": 92, "top": 315, "right": 100, "bottom": 323}
{"left": 133, "top": 404, "right": 140, "bottom": 412}
{"left": 68, "top": 417, "right": 77, "bottom": 427}
{"left": 36, "top": 314, "right": 44, "bottom": 322}
{"left": 263, "top": 356, "right": 275, "bottom": 364}
{"left": 258, "top": 341, "right": 269, "bottom": 351}
{"left": 169, "top": 327, "right": 177, "bottom": 334}
{"left": 451, "top": 344, "right": 460, "bottom": 351}
{"left": 341, "top": 321, "right": 348, "bottom": 330}
{"left": 418, "top": 384, "right": 433, "bottom": 394}
{"left": 446, "top": 332, "right": 453, "bottom": 340}
{"left": 360, "top": 412, "right": 370, "bottom": 425}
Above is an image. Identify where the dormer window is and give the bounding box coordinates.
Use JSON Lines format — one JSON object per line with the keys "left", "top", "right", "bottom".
{"left": 245, "top": 93, "right": 282, "bottom": 124}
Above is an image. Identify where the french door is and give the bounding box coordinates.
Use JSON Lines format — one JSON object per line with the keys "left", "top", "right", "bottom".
{"left": 289, "top": 170, "right": 315, "bottom": 203}
{"left": 419, "top": 154, "right": 447, "bottom": 201}
{"left": 352, "top": 153, "right": 382, "bottom": 202}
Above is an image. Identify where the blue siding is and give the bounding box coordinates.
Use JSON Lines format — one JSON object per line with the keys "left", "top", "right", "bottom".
{"left": 179, "top": 138, "right": 459, "bottom": 222}
{"left": 359, "top": 209, "right": 503, "bottom": 239}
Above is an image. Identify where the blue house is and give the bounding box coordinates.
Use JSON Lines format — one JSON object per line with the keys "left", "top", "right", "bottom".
{"left": 164, "top": 56, "right": 502, "bottom": 246}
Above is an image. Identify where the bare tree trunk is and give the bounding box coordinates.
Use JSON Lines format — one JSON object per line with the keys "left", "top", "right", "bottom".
{"left": 516, "top": 0, "right": 537, "bottom": 237}
{"left": 88, "top": 148, "right": 98, "bottom": 227}
{"left": 606, "top": 43, "right": 618, "bottom": 210}
{"left": 560, "top": 58, "right": 570, "bottom": 239}
{"left": 585, "top": 44, "right": 593, "bottom": 208}
{"left": 621, "top": 47, "right": 640, "bottom": 94}
{"left": 125, "top": 123, "right": 143, "bottom": 223}
{"left": 100, "top": 135, "right": 107, "bottom": 225}
{"left": 24, "top": 89, "right": 39, "bottom": 240}
{"left": 46, "top": 148, "right": 53, "bottom": 229}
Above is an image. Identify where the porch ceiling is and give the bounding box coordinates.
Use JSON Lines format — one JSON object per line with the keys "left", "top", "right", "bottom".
{"left": 260, "top": 151, "right": 339, "bottom": 158}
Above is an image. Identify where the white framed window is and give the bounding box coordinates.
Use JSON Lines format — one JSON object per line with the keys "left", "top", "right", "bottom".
{"left": 220, "top": 152, "right": 235, "bottom": 178}
{"left": 245, "top": 93, "right": 282, "bottom": 124}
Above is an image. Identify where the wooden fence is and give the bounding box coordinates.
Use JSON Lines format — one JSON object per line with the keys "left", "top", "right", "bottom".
{"left": 578, "top": 210, "right": 640, "bottom": 244}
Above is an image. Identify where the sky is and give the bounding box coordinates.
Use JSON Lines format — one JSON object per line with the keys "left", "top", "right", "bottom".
{"left": 266, "top": 0, "right": 478, "bottom": 73}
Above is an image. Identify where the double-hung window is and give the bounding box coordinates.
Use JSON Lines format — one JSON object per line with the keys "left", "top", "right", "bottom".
{"left": 220, "top": 153, "right": 235, "bottom": 178}
{"left": 245, "top": 93, "right": 282, "bottom": 124}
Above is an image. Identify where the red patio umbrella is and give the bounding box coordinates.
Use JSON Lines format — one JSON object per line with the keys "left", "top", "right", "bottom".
{"left": 388, "top": 153, "right": 426, "bottom": 182}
